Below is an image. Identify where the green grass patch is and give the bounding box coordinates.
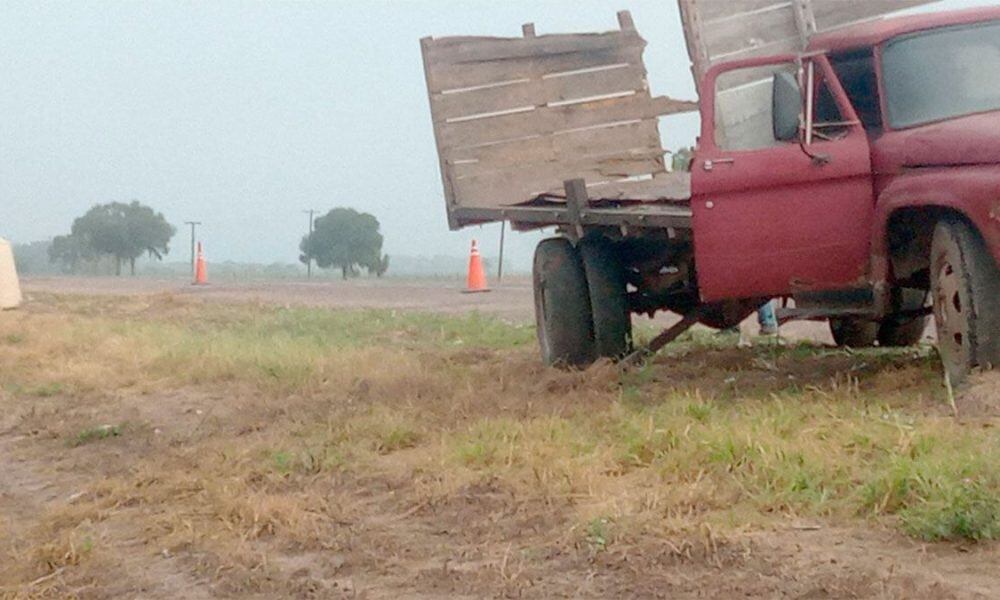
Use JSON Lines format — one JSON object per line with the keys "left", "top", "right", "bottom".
{"left": 71, "top": 424, "right": 124, "bottom": 447}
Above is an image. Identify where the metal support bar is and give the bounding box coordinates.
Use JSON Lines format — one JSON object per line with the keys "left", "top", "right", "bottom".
{"left": 777, "top": 306, "right": 869, "bottom": 324}
{"left": 563, "top": 178, "right": 588, "bottom": 240}
{"left": 452, "top": 205, "right": 692, "bottom": 231}
{"left": 621, "top": 308, "right": 703, "bottom": 367}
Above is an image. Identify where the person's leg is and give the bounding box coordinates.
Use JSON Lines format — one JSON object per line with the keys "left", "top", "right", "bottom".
{"left": 758, "top": 300, "right": 778, "bottom": 335}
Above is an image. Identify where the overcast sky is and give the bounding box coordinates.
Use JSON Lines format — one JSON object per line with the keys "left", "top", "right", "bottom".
{"left": 0, "top": 0, "right": 991, "bottom": 268}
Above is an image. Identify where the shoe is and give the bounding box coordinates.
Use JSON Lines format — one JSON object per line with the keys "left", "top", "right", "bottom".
{"left": 759, "top": 324, "right": 779, "bottom": 336}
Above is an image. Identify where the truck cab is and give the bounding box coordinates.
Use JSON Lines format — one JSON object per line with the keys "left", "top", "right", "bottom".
{"left": 690, "top": 7, "right": 1000, "bottom": 382}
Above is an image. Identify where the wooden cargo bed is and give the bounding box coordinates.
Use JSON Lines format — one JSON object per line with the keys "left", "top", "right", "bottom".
{"left": 421, "top": 11, "right": 696, "bottom": 231}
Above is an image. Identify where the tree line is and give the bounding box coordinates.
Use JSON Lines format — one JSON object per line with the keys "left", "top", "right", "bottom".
{"left": 38, "top": 201, "right": 387, "bottom": 278}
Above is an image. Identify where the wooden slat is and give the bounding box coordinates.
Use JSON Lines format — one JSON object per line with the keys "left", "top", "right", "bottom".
{"left": 430, "top": 64, "right": 649, "bottom": 122}
{"left": 813, "top": 0, "right": 938, "bottom": 31}
{"left": 694, "top": 0, "right": 791, "bottom": 24}
{"left": 437, "top": 94, "right": 691, "bottom": 150}
{"left": 425, "top": 31, "right": 643, "bottom": 65}
{"left": 426, "top": 44, "right": 644, "bottom": 94}
{"left": 448, "top": 120, "right": 663, "bottom": 178}
{"left": 452, "top": 156, "right": 666, "bottom": 208}
{"left": 456, "top": 170, "right": 691, "bottom": 209}
{"left": 583, "top": 172, "right": 691, "bottom": 201}
{"left": 700, "top": 2, "right": 800, "bottom": 61}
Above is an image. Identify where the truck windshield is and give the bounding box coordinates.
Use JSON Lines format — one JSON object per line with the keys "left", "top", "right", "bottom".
{"left": 882, "top": 20, "right": 1000, "bottom": 129}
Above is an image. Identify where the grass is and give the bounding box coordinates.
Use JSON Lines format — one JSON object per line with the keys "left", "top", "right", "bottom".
{"left": 70, "top": 424, "right": 123, "bottom": 447}
{"left": 0, "top": 292, "right": 996, "bottom": 595}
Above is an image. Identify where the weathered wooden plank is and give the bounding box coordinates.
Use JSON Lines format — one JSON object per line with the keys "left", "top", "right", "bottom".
{"left": 447, "top": 120, "right": 663, "bottom": 178}
{"left": 452, "top": 155, "right": 667, "bottom": 209}
{"left": 430, "top": 64, "right": 650, "bottom": 122}
{"left": 700, "top": 1, "right": 800, "bottom": 60}
{"left": 584, "top": 172, "right": 691, "bottom": 201}
{"left": 452, "top": 149, "right": 664, "bottom": 185}
{"left": 813, "top": 0, "right": 938, "bottom": 31}
{"left": 693, "top": 0, "right": 792, "bottom": 24}
{"left": 452, "top": 199, "right": 693, "bottom": 231}
{"left": 424, "top": 31, "right": 644, "bottom": 66}
{"left": 455, "top": 169, "right": 690, "bottom": 209}
{"left": 420, "top": 36, "right": 459, "bottom": 219}
{"left": 426, "top": 44, "right": 644, "bottom": 93}
{"left": 431, "top": 80, "right": 539, "bottom": 124}
{"left": 437, "top": 94, "right": 691, "bottom": 150}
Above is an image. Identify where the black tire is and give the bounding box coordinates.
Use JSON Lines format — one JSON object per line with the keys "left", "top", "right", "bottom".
{"left": 533, "top": 238, "right": 596, "bottom": 368}
{"left": 579, "top": 237, "right": 632, "bottom": 359}
{"left": 930, "top": 219, "right": 1000, "bottom": 384}
{"left": 829, "top": 317, "right": 878, "bottom": 347}
{"left": 877, "top": 288, "right": 929, "bottom": 347}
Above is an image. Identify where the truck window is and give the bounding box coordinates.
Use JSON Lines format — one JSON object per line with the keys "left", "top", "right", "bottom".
{"left": 830, "top": 51, "right": 882, "bottom": 132}
{"left": 714, "top": 63, "right": 798, "bottom": 151}
{"left": 882, "top": 20, "right": 1000, "bottom": 128}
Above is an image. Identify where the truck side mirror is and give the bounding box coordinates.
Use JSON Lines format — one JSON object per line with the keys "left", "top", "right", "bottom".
{"left": 772, "top": 71, "right": 801, "bottom": 142}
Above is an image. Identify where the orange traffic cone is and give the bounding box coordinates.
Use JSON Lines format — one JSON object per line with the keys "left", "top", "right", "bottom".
{"left": 463, "top": 239, "right": 490, "bottom": 293}
{"left": 193, "top": 241, "right": 208, "bottom": 285}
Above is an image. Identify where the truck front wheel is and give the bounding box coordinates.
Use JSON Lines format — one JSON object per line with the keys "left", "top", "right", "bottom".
{"left": 930, "top": 219, "right": 1000, "bottom": 383}
{"left": 580, "top": 237, "right": 632, "bottom": 359}
{"left": 533, "top": 238, "right": 597, "bottom": 368}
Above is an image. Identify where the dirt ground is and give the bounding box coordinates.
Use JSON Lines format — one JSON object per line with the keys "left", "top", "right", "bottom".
{"left": 1, "top": 282, "right": 992, "bottom": 599}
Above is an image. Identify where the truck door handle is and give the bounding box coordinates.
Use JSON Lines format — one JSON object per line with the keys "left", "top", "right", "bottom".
{"left": 703, "top": 158, "right": 735, "bottom": 171}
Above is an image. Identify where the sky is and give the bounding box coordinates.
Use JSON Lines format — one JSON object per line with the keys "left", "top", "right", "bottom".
{"left": 0, "top": 0, "right": 991, "bottom": 270}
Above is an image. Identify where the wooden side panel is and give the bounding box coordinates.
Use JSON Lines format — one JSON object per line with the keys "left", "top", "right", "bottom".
{"left": 812, "top": 0, "right": 937, "bottom": 31}
{"left": 680, "top": 0, "right": 940, "bottom": 82}
{"left": 422, "top": 12, "right": 696, "bottom": 227}
{"left": 679, "top": 0, "right": 939, "bottom": 150}
{"left": 697, "top": 3, "right": 800, "bottom": 62}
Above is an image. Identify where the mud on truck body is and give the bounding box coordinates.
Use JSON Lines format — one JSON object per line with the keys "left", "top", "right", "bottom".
{"left": 421, "top": 2, "right": 1000, "bottom": 383}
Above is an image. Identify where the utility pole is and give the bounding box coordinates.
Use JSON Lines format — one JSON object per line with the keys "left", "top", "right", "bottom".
{"left": 184, "top": 221, "right": 201, "bottom": 277}
{"left": 302, "top": 209, "right": 315, "bottom": 278}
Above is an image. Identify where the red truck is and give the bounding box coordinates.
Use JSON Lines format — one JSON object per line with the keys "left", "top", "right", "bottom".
{"left": 421, "top": 3, "right": 1000, "bottom": 383}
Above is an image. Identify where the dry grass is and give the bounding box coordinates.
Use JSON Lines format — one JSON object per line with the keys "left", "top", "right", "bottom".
{"left": 0, "top": 292, "right": 996, "bottom": 598}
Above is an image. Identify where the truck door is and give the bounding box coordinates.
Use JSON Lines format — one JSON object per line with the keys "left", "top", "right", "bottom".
{"left": 691, "top": 55, "right": 874, "bottom": 303}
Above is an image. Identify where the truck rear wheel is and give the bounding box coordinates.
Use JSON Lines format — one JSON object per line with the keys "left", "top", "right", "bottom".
{"left": 930, "top": 219, "right": 1000, "bottom": 383}
{"left": 533, "top": 238, "right": 596, "bottom": 368}
{"left": 877, "top": 289, "right": 929, "bottom": 347}
{"left": 829, "top": 317, "right": 877, "bottom": 347}
{"left": 580, "top": 237, "right": 632, "bottom": 359}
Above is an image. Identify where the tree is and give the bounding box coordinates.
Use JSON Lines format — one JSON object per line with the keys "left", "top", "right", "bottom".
{"left": 50, "top": 201, "right": 176, "bottom": 275}
{"left": 372, "top": 254, "right": 390, "bottom": 278}
{"left": 48, "top": 235, "right": 92, "bottom": 273}
{"left": 299, "top": 208, "right": 385, "bottom": 279}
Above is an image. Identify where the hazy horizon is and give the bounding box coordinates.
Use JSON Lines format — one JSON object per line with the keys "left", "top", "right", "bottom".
{"left": 1, "top": 0, "right": 989, "bottom": 271}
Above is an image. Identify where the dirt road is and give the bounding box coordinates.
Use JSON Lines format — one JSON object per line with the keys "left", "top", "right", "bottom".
{"left": 21, "top": 276, "right": 858, "bottom": 344}
{"left": 22, "top": 276, "right": 537, "bottom": 320}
